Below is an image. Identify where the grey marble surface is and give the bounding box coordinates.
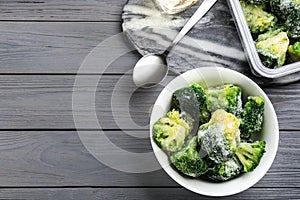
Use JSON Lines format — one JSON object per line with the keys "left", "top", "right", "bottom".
{"left": 122, "top": 0, "right": 300, "bottom": 85}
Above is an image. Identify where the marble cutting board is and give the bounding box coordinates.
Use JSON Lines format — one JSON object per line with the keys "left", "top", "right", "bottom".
{"left": 122, "top": 0, "right": 300, "bottom": 85}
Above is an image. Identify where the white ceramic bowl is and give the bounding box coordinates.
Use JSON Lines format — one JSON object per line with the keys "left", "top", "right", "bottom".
{"left": 150, "top": 67, "right": 279, "bottom": 196}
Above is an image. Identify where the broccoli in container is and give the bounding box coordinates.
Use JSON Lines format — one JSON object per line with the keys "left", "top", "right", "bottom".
{"left": 256, "top": 31, "right": 290, "bottom": 67}
{"left": 206, "top": 156, "right": 243, "bottom": 181}
{"left": 270, "top": 0, "right": 300, "bottom": 20}
{"left": 206, "top": 84, "right": 242, "bottom": 116}
{"left": 286, "top": 13, "right": 300, "bottom": 40}
{"left": 170, "top": 136, "right": 208, "bottom": 177}
{"left": 236, "top": 141, "right": 266, "bottom": 172}
{"left": 198, "top": 109, "right": 240, "bottom": 163}
{"left": 240, "top": 96, "right": 265, "bottom": 139}
{"left": 153, "top": 109, "right": 191, "bottom": 152}
{"left": 244, "top": 0, "right": 270, "bottom": 4}
{"left": 152, "top": 83, "right": 268, "bottom": 182}
{"left": 288, "top": 42, "right": 300, "bottom": 62}
{"left": 171, "top": 84, "right": 210, "bottom": 127}
{"left": 240, "top": 0, "right": 300, "bottom": 68}
{"left": 240, "top": 0, "right": 277, "bottom": 34}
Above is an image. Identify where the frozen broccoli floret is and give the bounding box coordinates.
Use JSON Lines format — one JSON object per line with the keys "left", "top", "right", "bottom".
{"left": 286, "top": 13, "right": 300, "bottom": 40}
{"left": 240, "top": 96, "right": 265, "bottom": 139}
{"left": 206, "top": 157, "right": 243, "bottom": 181}
{"left": 190, "top": 83, "right": 210, "bottom": 124}
{"left": 244, "top": 0, "right": 270, "bottom": 4}
{"left": 256, "top": 32, "right": 290, "bottom": 68}
{"left": 288, "top": 42, "right": 300, "bottom": 61}
{"left": 170, "top": 136, "right": 208, "bottom": 177}
{"left": 153, "top": 110, "right": 190, "bottom": 152}
{"left": 271, "top": 0, "right": 300, "bottom": 20}
{"left": 236, "top": 141, "right": 266, "bottom": 172}
{"left": 198, "top": 109, "right": 240, "bottom": 163}
{"left": 206, "top": 84, "right": 242, "bottom": 116}
{"left": 171, "top": 86, "right": 200, "bottom": 132}
{"left": 257, "top": 25, "right": 287, "bottom": 42}
{"left": 240, "top": 0, "right": 277, "bottom": 34}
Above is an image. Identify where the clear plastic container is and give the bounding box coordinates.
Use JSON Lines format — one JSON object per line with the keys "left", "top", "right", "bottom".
{"left": 227, "top": 0, "right": 300, "bottom": 78}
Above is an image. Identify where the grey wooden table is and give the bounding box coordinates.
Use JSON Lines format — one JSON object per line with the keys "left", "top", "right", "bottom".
{"left": 0, "top": 0, "right": 299, "bottom": 199}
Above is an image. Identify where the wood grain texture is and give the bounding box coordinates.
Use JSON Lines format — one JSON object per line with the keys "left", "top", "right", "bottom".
{"left": 0, "top": 130, "right": 297, "bottom": 187}
{"left": 0, "top": 75, "right": 297, "bottom": 130}
{"left": 0, "top": 0, "right": 127, "bottom": 21}
{"left": 0, "top": 22, "right": 140, "bottom": 74}
{"left": 0, "top": 188, "right": 299, "bottom": 200}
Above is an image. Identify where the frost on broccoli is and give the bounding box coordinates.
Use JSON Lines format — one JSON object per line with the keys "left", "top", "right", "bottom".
{"left": 240, "top": 96, "right": 265, "bottom": 139}
{"left": 288, "top": 42, "right": 300, "bottom": 62}
{"left": 170, "top": 136, "right": 208, "bottom": 177}
{"left": 244, "top": 0, "right": 270, "bottom": 4}
{"left": 206, "top": 84, "right": 242, "bottom": 116}
{"left": 236, "top": 141, "right": 266, "bottom": 172}
{"left": 171, "top": 86, "right": 200, "bottom": 132}
{"left": 198, "top": 109, "right": 240, "bottom": 163}
{"left": 270, "top": 0, "right": 300, "bottom": 21}
{"left": 256, "top": 32, "right": 290, "bottom": 68}
{"left": 153, "top": 110, "right": 190, "bottom": 152}
{"left": 190, "top": 83, "right": 210, "bottom": 124}
{"left": 206, "top": 157, "right": 243, "bottom": 181}
{"left": 257, "top": 25, "right": 287, "bottom": 42}
{"left": 286, "top": 13, "right": 300, "bottom": 40}
{"left": 240, "top": 0, "right": 277, "bottom": 34}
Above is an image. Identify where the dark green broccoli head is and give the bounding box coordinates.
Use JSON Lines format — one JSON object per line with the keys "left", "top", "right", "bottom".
{"left": 240, "top": 0, "right": 277, "bottom": 34}
{"left": 288, "top": 42, "right": 300, "bottom": 61}
{"left": 286, "top": 13, "right": 300, "bottom": 40}
{"left": 153, "top": 110, "right": 190, "bottom": 152}
{"left": 256, "top": 32, "right": 290, "bottom": 68}
{"left": 236, "top": 141, "right": 266, "bottom": 172}
{"left": 206, "top": 84, "right": 242, "bottom": 116}
{"left": 171, "top": 86, "right": 200, "bottom": 133}
{"left": 271, "top": 0, "right": 300, "bottom": 21}
{"left": 190, "top": 83, "right": 211, "bottom": 124}
{"left": 170, "top": 136, "right": 208, "bottom": 177}
{"left": 240, "top": 96, "right": 265, "bottom": 139}
{"left": 206, "top": 157, "right": 243, "bottom": 181}
{"left": 198, "top": 109, "right": 241, "bottom": 163}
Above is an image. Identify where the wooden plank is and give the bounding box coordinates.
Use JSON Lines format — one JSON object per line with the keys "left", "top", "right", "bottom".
{"left": 0, "top": 22, "right": 140, "bottom": 74}
{"left": 0, "top": 75, "right": 297, "bottom": 130}
{"left": 0, "top": 130, "right": 297, "bottom": 187}
{"left": 0, "top": 188, "right": 298, "bottom": 200}
{"left": 0, "top": 0, "right": 126, "bottom": 21}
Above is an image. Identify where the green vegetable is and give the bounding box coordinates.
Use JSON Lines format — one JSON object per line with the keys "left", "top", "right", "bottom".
{"left": 244, "top": 0, "right": 270, "bottom": 5}
{"left": 171, "top": 84, "right": 210, "bottom": 127}
{"left": 270, "top": 0, "right": 300, "bottom": 20}
{"left": 240, "top": 96, "right": 265, "bottom": 139}
{"left": 170, "top": 136, "right": 208, "bottom": 177}
{"left": 206, "top": 84, "right": 242, "bottom": 116}
{"left": 256, "top": 32, "right": 290, "bottom": 67}
{"left": 236, "top": 141, "right": 266, "bottom": 172}
{"left": 171, "top": 86, "right": 200, "bottom": 132}
{"left": 153, "top": 109, "right": 190, "bottom": 152}
{"left": 198, "top": 109, "right": 240, "bottom": 163}
{"left": 207, "top": 157, "right": 243, "bottom": 181}
{"left": 286, "top": 13, "right": 300, "bottom": 40}
{"left": 257, "top": 25, "right": 287, "bottom": 42}
{"left": 288, "top": 42, "right": 300, "bottom": 61}
{"left": 240, "top": 0, "right": 277, "bottom": 34}
{"left": 190, "top": 83, "right": 211, "bottom": 124}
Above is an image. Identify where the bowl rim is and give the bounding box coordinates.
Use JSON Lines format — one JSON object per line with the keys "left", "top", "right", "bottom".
{"left": 150, "top": 67, "right": 279, "bottom": 196}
